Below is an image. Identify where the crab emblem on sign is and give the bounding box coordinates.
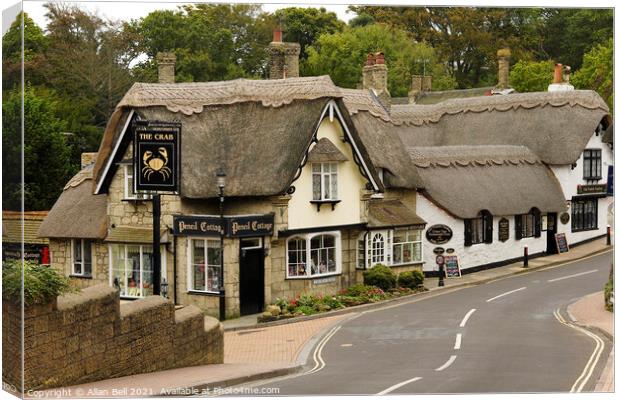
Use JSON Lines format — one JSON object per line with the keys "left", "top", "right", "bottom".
{"left": 142, "top": 147, "right": 172, "bottom": 181}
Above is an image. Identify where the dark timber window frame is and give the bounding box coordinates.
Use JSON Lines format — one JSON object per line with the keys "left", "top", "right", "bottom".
{"left": 515, "top": 208, "right": 541, "bottom": 240}
{"left": 464, "top": 210, "right": 493, "bottom": 246}
{"left": 583, "top": 149, "right": 602, "bottom": 180}
{"left": 571, "top": 198, "right": 598, "bottom": 232}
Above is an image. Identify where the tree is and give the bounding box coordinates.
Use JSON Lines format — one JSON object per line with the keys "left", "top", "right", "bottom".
{"left": 273, "top": 7, "right": 345, "bottom": 60}
{"left": 509, "top": 60, "right": 554, "bottom": 93}
{"left": 304, "top": 24, "right": 456, "bottom": 96}
{"left": 572, "top": 39, "right": 613, "bottom": 109}
{"left": 2, "top": 86, "right": 73, "bottom": 211}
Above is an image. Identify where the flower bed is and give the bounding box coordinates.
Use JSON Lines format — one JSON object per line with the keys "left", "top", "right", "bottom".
{"left": 258, "top": 283, "right": 427, "bottom": 323}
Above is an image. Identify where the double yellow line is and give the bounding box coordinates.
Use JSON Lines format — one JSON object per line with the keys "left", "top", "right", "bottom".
{"left": 553, "top": 308, "right": 606, "bottom": 392}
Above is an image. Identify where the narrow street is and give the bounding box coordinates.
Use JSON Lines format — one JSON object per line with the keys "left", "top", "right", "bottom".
{"left": 249, "top": 251, "right": 613, "bottom": 395}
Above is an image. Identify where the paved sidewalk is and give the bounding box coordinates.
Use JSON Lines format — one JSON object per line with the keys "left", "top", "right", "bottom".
{"left": 46, "top": 237, "right": 611, "bottom": 397}
{"left": 568, "top": 291, "right": 614, "bottom": 392}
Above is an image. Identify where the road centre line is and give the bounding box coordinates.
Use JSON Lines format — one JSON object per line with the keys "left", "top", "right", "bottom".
{"left": 553, "top": 309, "right": 605, "bottom": 392}
{"left": 435, "top": 355, "right": 457, "bottom": 371}
{"left": 486, "top": 287, "right": 527, "bottom": 302}
{"left": 454, "top": 333, "right": 462, "bottom": 350}
{"left": 547, "top": 269, "right": 599, "bottom": 283}
{"left": 376, "top": 377, "right": 423, "bottom": 395}
{"left": 459, "top": 308, "right": 477, "bottom": 327}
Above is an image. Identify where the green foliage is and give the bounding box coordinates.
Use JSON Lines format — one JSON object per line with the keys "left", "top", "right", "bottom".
{"left": 274, "top": 7, "right": 345, "bottom": 60}
{"left": 2, "top": 86, "right": 74, "bottom": 210}
{"left": 304, "top": 23, "right": 456, "bottom": 96}
{"left": 397, "top": 270, "right": 424, "bottom": 289}
{"left": 295, "top": 305, "right": 317, "bottom": 315}
{"left": 363, "top": 264, "right": 397, "bottom": 291}
{"left": 2, "top": 260, "right": 75, "bottom": 306}
{"left": 572, "top": 39, "right": 613, "bottom": 109}
{"left": 604, "top": 267, "right": 613, "bottom": 312}
{"left": 319, "top": 295, "right": 344, "bottom": 310}
{"left": 341, "top": 284, "right": 377, "bottom": 297}
{"left": 509, "top": 60, "right": 555, "bottom": 93}
{"left": 296, "top": 292, "right": 320, "bottom": 308}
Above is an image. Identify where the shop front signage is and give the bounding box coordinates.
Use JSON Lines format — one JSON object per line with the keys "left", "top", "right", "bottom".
{"left": 555, "top": 233, "right": 569, "bottom": 254}
{"left": 498, "top": 218, "right": 510, "bottom": 242}
{"left": 444, "top": 255, "right": 461, "bottom": 278}
{"left": 576, "top": 184, "right": 607, "bottom": 195}
{"left": 133, "top": 120, "right": 181, "bottom": 192}
{"left": 426, "top": 224, "right": 453, "bottom": 244}
{"left": 173, "top": 214, "right": 274, "bottom": 237}
{"left": 433, "top": 247, "right": 445, "bottom": 255}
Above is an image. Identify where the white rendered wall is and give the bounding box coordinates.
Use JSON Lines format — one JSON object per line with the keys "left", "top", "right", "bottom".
{"left": 416, "top": 194, "right": 547, "bottom": 273}
{"left": 550, "top": 131, "right": 613, "bottom": 246}
{"left": 287, "top": 117, "right": 367, "bottom": 230}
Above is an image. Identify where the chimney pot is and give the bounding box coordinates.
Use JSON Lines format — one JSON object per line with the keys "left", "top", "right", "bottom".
{"left": 553, "top": 63, "right": 563, "bottom": 84}
{"left": 375, "top": 52, "right": 385, "bottom": 65}
{"left": 273, "top": 28, "right": 282, "bottom": 43}
{"left": 366, "top": 53, "right": 375, "bottom": 66}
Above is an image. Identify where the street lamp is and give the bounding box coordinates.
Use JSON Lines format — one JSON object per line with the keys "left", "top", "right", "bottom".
{"left": 217, "top": 168, "right": 227, "bottom": 321}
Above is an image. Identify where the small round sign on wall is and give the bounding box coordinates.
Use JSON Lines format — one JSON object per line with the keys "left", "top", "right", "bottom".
{"left": 560, "top": 212, "right": 570, "bottom": 225}
{"left": 436, "top": 255, "right": 445, "bottom": 265}
{"left": 433, "top": 247, "right": 445, "bottom": 255}
{"left": 426, "top": 224, "right": 453, "bottom": 244}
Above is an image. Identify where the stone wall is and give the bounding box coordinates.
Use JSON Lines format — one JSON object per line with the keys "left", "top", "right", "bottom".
{"left": 2, "top": 285, "right": 223, "bottom": 392}
{"left": 49, "top": 240, "right": 109, "bottom": 289}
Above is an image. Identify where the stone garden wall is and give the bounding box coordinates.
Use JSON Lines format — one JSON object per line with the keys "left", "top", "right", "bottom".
{"left": 2, "top": 284, "right": 223, "bottom": 392}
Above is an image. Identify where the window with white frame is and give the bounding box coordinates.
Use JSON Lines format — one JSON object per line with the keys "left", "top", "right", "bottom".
{"left": 188, "top": 238, "right": 222, "bottom": 293}
{"left": 286, "top": 232, "right": 340, "bottom": 278}
{"left": 109, "top": 244, "right": 159, "bottom": 298}
{"left": 358, "top": 228, "right": 423, "bottom": 269}
{"left": 392, "top": 228, "right": 422, "bottom": 265}
{"left": 312, "top": 162, "right": 338, "bottom": 201}
{"left": 371, "top": 232, "right": 387, "bottom": 265}
{"left": 123, "top": 164, "right": 152, "bottom": 200}
{"left": 71, "top": 239, "right": 92, "bottom": 277}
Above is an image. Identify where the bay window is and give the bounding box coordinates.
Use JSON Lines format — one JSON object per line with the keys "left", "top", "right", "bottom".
{"left": 392, "top": 228, "right": 422, "bottom": 265}
{"left": 286, "top": 232, "right": 340, "bottom": 278}
{"left": 357, "top": 228, "right": 423, "bottom": 269}
{"left": 188, "top": 238, "right": 221, "bottom": 293}
{"left": 71, "top": 239, "right": 92, "bottom": 277}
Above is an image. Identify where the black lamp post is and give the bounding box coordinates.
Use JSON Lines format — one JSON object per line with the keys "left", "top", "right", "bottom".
{"left": 217, "top": 168, "right": 227, "bottom": 321}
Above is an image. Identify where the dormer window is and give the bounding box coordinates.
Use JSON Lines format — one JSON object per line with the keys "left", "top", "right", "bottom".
{"left": 312, "top": 162, "right": 338, "bottom": 201}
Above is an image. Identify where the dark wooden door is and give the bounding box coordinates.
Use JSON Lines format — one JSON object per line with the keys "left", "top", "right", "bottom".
{"left": 239, "top": 246, "right": 264, "bottom": 316}
{"left": 546, "top": 213, "right": 558, "bottom": 254}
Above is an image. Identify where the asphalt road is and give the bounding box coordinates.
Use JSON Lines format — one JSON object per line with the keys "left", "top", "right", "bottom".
{"left": 250, "top": 251, "right": 613, "bottom": 395}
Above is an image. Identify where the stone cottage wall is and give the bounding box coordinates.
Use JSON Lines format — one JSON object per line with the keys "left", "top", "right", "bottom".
{"left": 49, "top": 240, "right": 109, "bottom": 289}
{"left": 1, "top": 285, "right": 223, "bottom": 392}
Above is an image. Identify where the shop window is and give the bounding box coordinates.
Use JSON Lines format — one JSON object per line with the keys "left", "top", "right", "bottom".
{"left": 123, "top": 164, "right": 152, "bottom": 200}
{"left": 571, "top": 199, "right": 598, "bottom": 232}
{"left": 286, "top": 232, "right": 340, "bottom": 278}
{"left": 312, "top": 162, "right": 338, "bottom": 201}
{"left": 583, "top": 149, "right": 602, "bottom": 180}
{"left": 464, "top": 211, "right": 493, "bottom": 246}
{"left": 392, "top": 228, "right": 422, "bottom": 265}
{"left": 515, "top": 208, "right": 541, "bottom": 239}
{"left": 188, "top": 238, "right": 221, "bottom": 293}
{"left": 110, "top": 244, "right": 160, "bottom": 298}
{"left": 71, "top": 239, "right": 92, "bottom": 277}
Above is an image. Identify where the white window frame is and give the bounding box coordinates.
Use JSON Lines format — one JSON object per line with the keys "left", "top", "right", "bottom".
{"left": 285, "top": 231, "right": 341, "bottom": 279}
{"left": 391, "top": 228, "right": 423, "bottom": 266}
{"left": 108, "top": 244, "right": 166, "bottom": 298}
{"left": 312, "top": 162, "right": 339, "bottom": 201}
{"left": 123, "top": 164, "right": 152, "bottom": 200}
{"left": 359, "top": 228, "right": 423, "bottom": 269}
{"left": 71, "top": 239, "right": 92, "bottom": 277}
{"left": 187, "top": 238, "right": 222, "bottom": 294}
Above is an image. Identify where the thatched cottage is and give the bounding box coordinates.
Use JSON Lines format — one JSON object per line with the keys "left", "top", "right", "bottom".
{"left": 39, "top": 36, "right": 612, "bottom": 318}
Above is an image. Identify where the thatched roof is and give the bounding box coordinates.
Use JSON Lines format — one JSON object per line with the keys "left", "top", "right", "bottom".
{"left": 390, "top": 90, "right": 610, "bottom": 166}
{"left": 367, "top": 200, "right": 426, "bottom": 228}
{"left": 307, "top": 138, "right": 348, "bottom": 162}
{"left": 410, "top": 145, "right": 567, "bottom": 219}
{"left": 2, "top": 211, "right": 49, "bottom": 245}
{"left": 39, "top": 166, "right": 107, "bottom": 239}
{"left": 94, "top": 77, "right": 382, "bottom": 198}
{"left": 602, "top": 122, "right": 613, "bottom": 144}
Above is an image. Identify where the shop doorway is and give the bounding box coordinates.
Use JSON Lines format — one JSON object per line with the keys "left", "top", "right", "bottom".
{"left": 239, "top": 237, "right": 265, "bottom": 316}
{"left": 546, "top": 213, "right": 558, "bottom": 254}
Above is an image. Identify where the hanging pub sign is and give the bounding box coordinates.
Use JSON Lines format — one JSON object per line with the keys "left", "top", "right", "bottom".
{"left": 426, "top": 224, "right": 453, "bottom": 244}
{"left": 173, "top": 214, "right": 274, "bottom": 238}
{"left": 498, "top": 218, "right": 510, "bottom": 242}
{"left": 133, "top": 119, "right": 181, "bottom": 192}
{"left": 576, "top": 184, "right": 607, "bottom": 195}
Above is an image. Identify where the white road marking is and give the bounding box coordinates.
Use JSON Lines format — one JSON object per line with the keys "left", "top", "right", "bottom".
{"left": 553, "top": 309, "right": 605, "bottom": 393}
{"left": 486, "top": 287, "right": 527, "bottom": 302}
{"left": 376, "top": 377, "right": 423, "bottom": 395}
{"left": 459, "top": 308, "right": 477, "bottom": 327}
{"left": 305, "top": 325, "right": 341, "bottom": 375}
{"left": 547, "top": 269, "right": 599, "bottom": 283}
{"left": 340, "top": 343, "right": 353, "bottom": 347}
{"left": 454, "top": 333, "right": 462, "bottom": 350}
{"left": 435, "top": 355, "right": 457, "bottom": 371}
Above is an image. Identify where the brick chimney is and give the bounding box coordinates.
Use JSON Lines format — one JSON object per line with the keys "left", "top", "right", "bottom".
{"left": 408, "top": 75, "right": 432, "bottom": 104}
{"left": 496, "top": 48, "right": 511, "bottom": 89}
{"left": 362, "top": 52, "right": 390, "bottom": 110}
{"left": 268, "top": 28, "right": 300, "bottom": 79}
{"left": 548, "top": 63, "right": 574, "bottom": 92}
{"left": 156, "top": 52, "right": 176, "bottom": 84}
{"left": 81, "top": 152, "right": 98, "bottom": 169}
